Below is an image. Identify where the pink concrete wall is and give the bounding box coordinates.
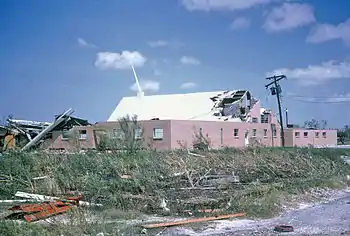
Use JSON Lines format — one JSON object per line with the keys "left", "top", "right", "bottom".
{"left": 284, "top": 129, "right": 295, "bottom": 147}
{"left": 170, "top": 120, "right": 281, "bottom": 149}
{"left": 93, "top": 120, "right": 172, "bottom": 150}
{"left": 247, "top": 100, "right": 261, "bottom": 122}
{"left": 285, "top": 128, "right": 337, "bottom": 147}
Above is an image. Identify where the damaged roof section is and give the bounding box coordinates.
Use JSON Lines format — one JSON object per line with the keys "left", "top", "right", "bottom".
{"left": 52, "top": 114, "right": 90, "bottom": 131}
{"left": 209, "top": 90, "right": 258, "bottom": 122}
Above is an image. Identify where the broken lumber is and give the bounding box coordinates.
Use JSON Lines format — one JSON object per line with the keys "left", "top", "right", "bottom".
{"left": 142, "top": 212, "right": 245, "bottom": 228}
{"left": 15, "top": 191, "right": 102, "bottom": 207}
{"left": 5, "top": 199, "right": 79, "bottom": 222}
{"left": 0, "top": 200, "right": 37, "bottom": 203}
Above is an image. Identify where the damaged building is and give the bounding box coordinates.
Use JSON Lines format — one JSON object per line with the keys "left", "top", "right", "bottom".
{"left": 49, "top": 89, "right": 336, "bottom": 151}
{"left": 0, "top": 109, "right": 91, "bottom": 152}
{"left": 4, "top": 89, "right": 337, "bottom": 152}
{"left": 100, "top": 90, "right": 282, "bottom": 149}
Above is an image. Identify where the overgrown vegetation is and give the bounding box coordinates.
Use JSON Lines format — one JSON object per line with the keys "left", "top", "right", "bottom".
{"left": 1, "top": 117, "right": 350, "bottom": 235}
{"left": 338, "top": 125, "right": 350, "bottom": 145}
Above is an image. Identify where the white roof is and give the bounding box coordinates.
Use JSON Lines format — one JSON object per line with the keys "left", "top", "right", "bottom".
{"left": 108, "top": 91, "right": 243, "bottom": 122}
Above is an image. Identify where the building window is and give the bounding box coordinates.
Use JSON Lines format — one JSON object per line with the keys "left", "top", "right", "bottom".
{"left": 322, "top": 132, "right": 327, "bottom": 138}
{"left": 315, "top": 132, "right": 319, "bottom": 138}
{"left": 271, "top": 124, "right": 277, "bottom": 137}
{"left": 295, "top": 132, "right": 300, "bottom": 138}
{"left": 304, "top": 132, "right": 308, "bottom": 137}
{"left": 252, "top": 117, "right": 258, "bottom": 123}
{"left": 78, "top": 130, "right": 87, "bottom": 140}
{"left": 263, "top": 129, "right": 267, "bottom": 137}
{"left": 220, "top": 128, "right": 223, "bottom": 145}
{"left": 153, "top": 128, "right": 163, "bottom": 140}
{"left": 134, "top": 128, "right": 142, "bottom": 139}
{"left": 112, "top": 128, "right": 124, "bottom": 139}
{"left": 261, "top": 114, "right": 268, "bottom": 123}
{"left": 61, "top": 129, "right": 69, "bottom": 140}
{"left": 252, "top": 129, "right": 257, "bottom": 137}
{"left": 233, "top": 129, "right": 239, "bottom": 137}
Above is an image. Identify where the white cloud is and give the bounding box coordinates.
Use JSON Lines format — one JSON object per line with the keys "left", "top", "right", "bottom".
{"left": 181, "top": 0, "right": 273, "bottom": 11}
{"left": 148, "top": 40, "right": 169, "bottom": 47}
{"left": 307, "top": 19, "right": 350, "bottom": 45}
{"left": 180, "top": 56, "right": 201, "bottom": 65}
{"left": 129, "top": 80, "right": 160, "bottom": 93}
{"left": 148, "top": 40, "right": 184, "bottom": 48}
{"left": 154, "top": 69, "right": 162, "bottom": 76}
{"left": 263, "top": 3, "right": 315, "bottom": 32}
{"left": 180, "top": 82, "right": 198, "bottom": 89}
{"left": 95, "top": 51, "right": 146, "bottom": 70}
{"left": 267, "top": 60, "right": 350, "bottom": 86}
{"left": 77, "top": 37, "right": 96, "bottom": 48}
{"left": 230, "top": 17, "right": 250, "bottom": 30}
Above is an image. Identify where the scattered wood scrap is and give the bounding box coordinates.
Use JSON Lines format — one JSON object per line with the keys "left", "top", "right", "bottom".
{"left": 142, "top": 212, "right": 245, "bottom": 229}
{"left": 2, "top": 191, "right": 103, "bottom": 222}
{"left": 5, "top": 197, "right": 81, "bottom": 222}
{"left": 15, "top": 191, "right": 102, "bottom": 207}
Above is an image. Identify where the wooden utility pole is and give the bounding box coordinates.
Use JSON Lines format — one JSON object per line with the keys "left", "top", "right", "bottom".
{"left": 265, "top": 75, "right": 286, "bottom": 147}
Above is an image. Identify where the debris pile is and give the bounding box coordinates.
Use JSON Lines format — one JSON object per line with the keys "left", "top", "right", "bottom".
{"left": 0, "top": 108, "right": 90, "bottom": 152}
{"left": 2, "top": 191, "right": 101, "bottom": 222}
{"left": 5, "top": 196, "right": 81, "bottom": 222}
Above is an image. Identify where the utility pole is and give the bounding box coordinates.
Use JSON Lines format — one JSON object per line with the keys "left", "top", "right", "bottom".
{"left": 265, "top": 75, "right": 286, "bottom": 147}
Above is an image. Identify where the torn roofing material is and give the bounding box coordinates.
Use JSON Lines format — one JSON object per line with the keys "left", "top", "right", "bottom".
{"left": 108, "top": 90, "right": 257, "bottom": 122}
{"left": 52, "top": 115, "right": 90, "bottom": 131}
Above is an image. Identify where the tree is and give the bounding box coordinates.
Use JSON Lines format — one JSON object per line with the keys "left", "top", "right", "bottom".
{"left": 94, "top": 115, "right": 144, "bottom": 153}
{"left": 338, "top": 125, "right": 350, "bottom": 144}
{"left": 338, "top": 129, "right": 347, "bottom": 144}
{"left": 303, "top": 119, "right": 327, "bottom": 129}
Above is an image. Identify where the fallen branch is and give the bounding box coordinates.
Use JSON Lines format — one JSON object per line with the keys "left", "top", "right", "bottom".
{"left": 187, "top": 149, "right": 206, "bottom": 158}
{"left": 194, "top": 168, "right": 212, "bottom": 186}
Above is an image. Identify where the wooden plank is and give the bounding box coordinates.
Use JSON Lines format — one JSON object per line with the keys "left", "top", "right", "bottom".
{"left": 15, "top": 191, "right": 102, "bottom": 207}
{"left": 0, "top": 200, "right": 37, "bottom": 203}
{"left": 142, "top": 212, "right": 245, "bottom": 229}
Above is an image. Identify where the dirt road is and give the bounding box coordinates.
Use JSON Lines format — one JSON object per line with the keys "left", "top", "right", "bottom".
{"left": 161, "top": 191, "right": 350, "bottom": 235}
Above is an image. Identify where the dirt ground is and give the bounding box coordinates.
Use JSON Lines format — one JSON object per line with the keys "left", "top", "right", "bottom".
{"left": 156, "top": 189, "right": 350, "bottom": 236}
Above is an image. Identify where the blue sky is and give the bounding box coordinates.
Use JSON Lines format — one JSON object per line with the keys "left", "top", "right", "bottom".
{"left": 1, "top": 0, "right": 350, "bottom": 127}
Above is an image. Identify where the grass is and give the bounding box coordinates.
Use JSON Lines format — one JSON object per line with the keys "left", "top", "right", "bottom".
{"left": 0, "top": 147, "right": 350, "bottom": 235}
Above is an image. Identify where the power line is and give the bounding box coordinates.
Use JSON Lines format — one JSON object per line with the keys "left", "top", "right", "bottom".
{"left": 286, "top": 97, "right": 350, "bottom": 104}
{"left": 288, "top": 95, "right": 350, "bottom": 99}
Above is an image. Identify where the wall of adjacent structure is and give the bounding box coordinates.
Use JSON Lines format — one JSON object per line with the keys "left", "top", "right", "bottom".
{"left": 47, "top": 127, "right": 96, "bottom": 151}
{"left": 284, "top": 128, "right": 337, "bottom": 147}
